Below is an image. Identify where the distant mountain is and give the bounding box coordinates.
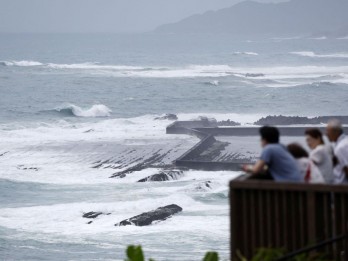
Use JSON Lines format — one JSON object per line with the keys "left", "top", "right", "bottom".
{"left": 155, "top": 0, "right": 348, "bottom": 37}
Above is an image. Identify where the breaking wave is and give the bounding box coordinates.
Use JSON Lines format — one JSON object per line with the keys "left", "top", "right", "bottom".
{"left": 2, "top": 60, "right": 348, "bottom": 86}
{"left": 0, "top": 60, "right": 43, "bottom": 66}
{"left": 53, "top": 104, "right": 112, "bottom": 118}
{"left": 233, "top": 52, "right": 258, "bottom": 56}
{"left": 205, "top": 80, "right": 220, "bottom": 86}
{"left": 291, "top": 51, "right": 348, "bottom": 58}
{"left": 309, "top": 36, "right": 327, "bottom": 40}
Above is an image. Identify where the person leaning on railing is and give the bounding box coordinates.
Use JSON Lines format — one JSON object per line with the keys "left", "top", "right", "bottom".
{"left": 242, "top": 126, "right": 302, "bottom": 182}
{"left": 326, "top": 119, "right": 348, "bottom": 184}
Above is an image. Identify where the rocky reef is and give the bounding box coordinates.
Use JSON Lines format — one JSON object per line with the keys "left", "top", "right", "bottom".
{"left": 115, "top": 204, "right": 182, "bottom": 226}
{"left": 137, "top": 170, "right": 184, "bottom": 182}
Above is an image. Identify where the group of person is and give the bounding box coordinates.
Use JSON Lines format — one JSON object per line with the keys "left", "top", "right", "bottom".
{"left": 242, "top": 119, "right": 348, "bottom": 184}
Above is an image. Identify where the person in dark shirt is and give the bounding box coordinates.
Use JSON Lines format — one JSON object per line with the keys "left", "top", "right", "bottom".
{"left": 242, "top": 126, "right": 302, "bottom": 182}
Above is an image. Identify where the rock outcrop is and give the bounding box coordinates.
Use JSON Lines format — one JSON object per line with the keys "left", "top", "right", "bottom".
{"left": 254, "top": 115, "right": 348, "bottom": 125}
{"left": 155, "top": 114, "right": 178, "bottom": 121}
{"left": 217, "top": 119, "right": 241, "bottom": 127}
{"left": 83, "top": 211, "right": 110, "bottom": 219}
{"left": 115, "top": 204, "right": 182, "bottom": 226}
{"left": 137, "top": 170, "right": 183, "bottom": 182}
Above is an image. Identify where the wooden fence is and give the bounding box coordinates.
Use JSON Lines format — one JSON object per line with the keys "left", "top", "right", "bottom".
{"left": 230, "top": 175, "right": 348, "bottom": 260}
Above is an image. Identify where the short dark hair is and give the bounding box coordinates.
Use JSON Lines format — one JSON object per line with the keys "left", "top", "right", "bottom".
{"left": 259, "top": 126, "right": 279, "bottom": 143}
{"left": 287, "top": 143, "right": 309, "bottom": 158}
{"left": 305, "top": 128, "right": 324, "bottom": 144}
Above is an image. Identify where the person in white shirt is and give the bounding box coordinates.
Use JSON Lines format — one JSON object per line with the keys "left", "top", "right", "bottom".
{"left": 287, "top": 143, "right": 325, "bottom": 184}
{"left": 305, "top": 128, "right": 334, "bottom": 183}
{"left": 326, "top": 119, "right": 348, "bottom": 184}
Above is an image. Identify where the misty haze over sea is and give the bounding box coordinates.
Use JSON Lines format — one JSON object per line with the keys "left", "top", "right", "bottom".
{"left": 1, "top": 0, "right": 348, "bottom": 260}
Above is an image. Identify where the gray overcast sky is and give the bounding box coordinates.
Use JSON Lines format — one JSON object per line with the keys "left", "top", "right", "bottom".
{"left": 0, "top": 0, "right": 284, "bottom": 33}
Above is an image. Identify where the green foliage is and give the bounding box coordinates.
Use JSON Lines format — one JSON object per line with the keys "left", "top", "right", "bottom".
{"left": 203, "top": 251, "right": 219, "bottom": 261}
{"left": 251, "top": 248, "right": 285, "bottom": 261}
{"left": 125, "top": 245, "right": 218, "bottom": 261}
{"left": 125, "top": 245, "right": 146, "bottom": 261}
{"left": 124, "top": 245, "right": 331, "bottom": 261}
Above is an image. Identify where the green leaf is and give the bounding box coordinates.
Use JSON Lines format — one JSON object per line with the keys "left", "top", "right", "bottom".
{"left": 125, "top": 245, "right": 145, "bottom": 261}
{"left": 203, "top": 251, "right": 219, "bottom": 261}
{"left": 251, "top": 248, "right": 284, "bottom": 261}
{"left": 236, "top": 250, "right": 247, "bottom": 261}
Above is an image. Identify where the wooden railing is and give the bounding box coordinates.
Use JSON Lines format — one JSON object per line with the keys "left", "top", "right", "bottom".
{"left": 230, "top": 175, "right": 348, "bottom": 260}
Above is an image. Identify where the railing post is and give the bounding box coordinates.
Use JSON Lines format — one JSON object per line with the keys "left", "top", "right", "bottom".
{"left": 306, "top": 191, "right": 317, "bottom": 245}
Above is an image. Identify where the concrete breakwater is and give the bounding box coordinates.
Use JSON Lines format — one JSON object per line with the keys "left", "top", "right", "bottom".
{"left": 167, "top": 120, "right": 348, "bottom": 171}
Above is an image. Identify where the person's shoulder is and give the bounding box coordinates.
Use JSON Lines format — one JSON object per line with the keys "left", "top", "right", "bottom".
{"left": 336, "top": 138, "right": 348, "bottom": 153}
{"left": 263, "top": 143, "right": 285, "bottom": 154}
{"left": 314, "top": 144, "right": 326, "bottom": 154}
{"left": 266, "top": 143, "right": 282, "bottom": 148}
{"left": 342, "top": 136, "right": 348, "bottom": 146}
{"left": 263, "top": 143, "right": 279, "bottom": 150}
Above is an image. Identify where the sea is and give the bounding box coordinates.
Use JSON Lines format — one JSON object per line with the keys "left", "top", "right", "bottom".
{"left": 1, "top": 33, "right": 348, "bottom": 261}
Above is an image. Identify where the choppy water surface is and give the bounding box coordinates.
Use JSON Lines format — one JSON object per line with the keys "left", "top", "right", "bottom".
{"left": 1, "top": 33, "right": 348, "bottom": 260}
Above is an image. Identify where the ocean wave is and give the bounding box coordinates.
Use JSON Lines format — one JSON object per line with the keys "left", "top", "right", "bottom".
{"left": 47, "top": 62, "right": 144, "bottom": 70}
{"left": 2, "top": 60, "right": 348, "bottom": 83}
{"left": 271, "top": 36, "right": 302, "bottom": 40}
{"left": 205, "top": 80, "right": 219, "bottom": 86}
{"left": 233, "top": 51, "right": 258, "bottom": 56}
{"left": 309, "top": 36, "right": 327, "bottom": 40}
{"left": 54, "top": 104, "right": 112, "bottom": 118}
{"left": 291, "top": 51, "right": 348, "bottom": 58}
{"left": 0, "top": 60, "right": 43, "bottom": 66}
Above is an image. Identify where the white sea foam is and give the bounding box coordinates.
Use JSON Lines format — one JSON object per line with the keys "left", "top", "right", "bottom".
{"left": 233, "top": 51, "right": 258, "bottom": 56}
{"left": 55, "top": 104, "right": 112, "bottom": 117}
{"left": 0, "top": 60, "right": 346, "bottom": 78}
{"left": 0, "top": 114, "right": 198, "bottom": 184}
{"left": 291, "top": 51, "right": 348, "bottom": 58}
{"left": 271, "top": 36, "right": 302, "bottom": 40}
{"left": 337, "top": 36, "right": 348, "bottom": 40}
{"left": 2, "top": 60, "right": 348, "bottom": 87}
{"left": 47, "top": 62, "right": 143, "bottom": 70}
{"left": 0, "top": 60, "right": 43, "bottom": 66}
{"left": 176, "top": 113, "right": 265, "bottom": 125}
{"left": 309, "top": 36, "right": 327, "bottom": 40}
{"left": 0, "top": 167, "right": 239, "bottom": 258}
{"left": 207, "top": 80, "right": 219, "bottom": 86}
{"left": 123, "top": 97, "right": 135, "bottom": 101}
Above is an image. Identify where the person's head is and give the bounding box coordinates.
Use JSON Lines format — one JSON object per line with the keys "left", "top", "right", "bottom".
{"left": 259, "top": 126, "right": 279, "bottom": 147}
{"left": 305, "top": 128, "right": 324, "bottom": 149}
{"left": 287, "top": 143, "right": 309, "bottom": 159}
{"left": 326, "top": 119, "right": 343, "bottom": 142}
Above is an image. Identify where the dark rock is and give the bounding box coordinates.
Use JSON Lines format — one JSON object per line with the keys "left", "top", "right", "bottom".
{"left": 155, "top": 114, "right": 178, "bottom": 121}
{"left": 17, "top": 165, "right": 39, "bottom": 171}
{"left": 115, "top": 204, "right": 182, "bottom": 226}
{"left": 0, "top": 151, "right": 9, "bottom": 157}
{"left": 245, "top": 73, "right": 264, "bottom": 77}
{"left": 205, "top": 181, "right": 212, "bottom": 188}
{"left": 87, "top": 221, "right": 93, "bottom": 224}
{"left": 137, "top": 170, "right": 183, "bottom": 182}
{"left": 194, "top": 181, "right": 213, "bottom": 191}
{"left": 217, "top": 119, "right": 241, "bottom": 126}
{"left": 83, "top": 212, "right": 104, "bottom": 219}
{"left": 254, "top": 115, "right": 348, "bottom": 125}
